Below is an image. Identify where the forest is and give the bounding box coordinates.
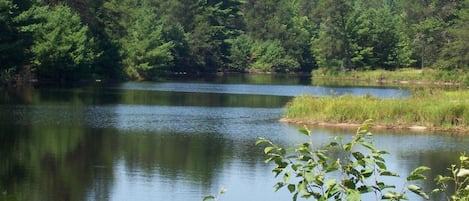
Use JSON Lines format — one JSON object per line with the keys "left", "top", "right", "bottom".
{"left": 1, "top": 0, "right": 468, "bottom": 82}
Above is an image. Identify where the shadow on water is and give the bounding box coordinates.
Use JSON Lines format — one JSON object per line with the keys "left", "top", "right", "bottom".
{"left": 0, "top": 74, "right": 464, "bottom": 201}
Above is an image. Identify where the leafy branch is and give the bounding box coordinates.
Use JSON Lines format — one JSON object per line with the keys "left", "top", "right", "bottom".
{"left": 256, "top": 120, "right": 430, "bottom": 201}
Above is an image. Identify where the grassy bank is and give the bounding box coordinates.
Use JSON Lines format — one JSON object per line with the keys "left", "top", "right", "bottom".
{"left": 312, "top": 68, "right": 469, "bottom": 87}
{"left": 283, "top": 89, "right": 469, "bottom": 131}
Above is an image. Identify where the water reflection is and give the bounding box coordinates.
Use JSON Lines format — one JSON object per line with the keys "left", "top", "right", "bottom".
{"left": 118, "top": 82, "right": 408, "bottom": 98}
{"left": 0, "top": 75, "right": 465, "bottom": 201}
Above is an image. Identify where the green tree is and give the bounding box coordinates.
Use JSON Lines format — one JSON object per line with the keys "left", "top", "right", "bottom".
{"left": 16, "top": 4, "right": 99, "bottom": 81}
{"left": 348, "top": 2, "right": 410, "bottom": 70}
{"left": 187, "top": 0, "right": 244, "bottom": 72}
{"left": 244, "top": 0, "right": 313, "bottom": 71}
{"left": 227, "top": 34, "right": 255, "bottom": 72}
{"left": 119, "top": 5, "right": 174, "bottom": 79}
{"left": 436, "top": 0, "right": 469, "bottom": 71}
{"left": 0, "top": 0, "right": 25, "bottom": 83}
{"left": 398, "top": 0, "right": 461, "bottom": 69}
{"left": 312, "top": 0, "right": 354, "bottom": 71}
{"left": 251, "top": 40, "right": 299, "bottom": 72}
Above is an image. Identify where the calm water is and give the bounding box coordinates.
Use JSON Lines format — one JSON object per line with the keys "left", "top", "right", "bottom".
{"left": 0, "top": 74, "right": 467, "bottom": 201}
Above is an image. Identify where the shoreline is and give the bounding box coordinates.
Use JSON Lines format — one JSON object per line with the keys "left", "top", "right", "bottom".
{"left": 279, "top": 118, "right": 467, "bottom": 133}
{"left": 312, "top": 77, "right": 463, "bottom": 87}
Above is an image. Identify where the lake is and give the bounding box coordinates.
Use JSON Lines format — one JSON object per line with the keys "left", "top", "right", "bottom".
{"left": 0, "top": 74, "right": 467, "bottom": 201}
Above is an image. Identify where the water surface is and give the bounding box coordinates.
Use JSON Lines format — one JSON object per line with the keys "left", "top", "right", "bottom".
{"left": 0, "top": 74, "right": 465, "bottom": 201}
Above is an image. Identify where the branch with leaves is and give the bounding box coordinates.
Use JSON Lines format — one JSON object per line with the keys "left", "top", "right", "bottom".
{"left": 256, "top": 120, "right": 430, "bottom": 201}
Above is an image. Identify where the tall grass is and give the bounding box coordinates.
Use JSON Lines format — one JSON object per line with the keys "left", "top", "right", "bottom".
{"left": 284, "top": 89, "right": 469, "bottom": 131}
{"left": 312, "top": 68, "right": 469, "bottom": 86}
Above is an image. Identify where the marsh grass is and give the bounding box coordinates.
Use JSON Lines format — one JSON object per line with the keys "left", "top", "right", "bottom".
{"left": 284, "top": 89, "right": 469, "bottom": 131}
{"left": 312, "top": 68, "right": 469, "bottom": 86}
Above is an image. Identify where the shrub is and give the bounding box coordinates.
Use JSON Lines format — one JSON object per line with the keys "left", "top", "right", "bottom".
{"left": 256, "top": 120, "right": 430, "bottom": 200}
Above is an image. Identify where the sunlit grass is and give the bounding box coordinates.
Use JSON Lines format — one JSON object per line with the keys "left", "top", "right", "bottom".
{"left": 284, "top": 89, "right": 469, "bottom": 131}
{"left": 312, "top": 68, "right": 469, "bottom": 86}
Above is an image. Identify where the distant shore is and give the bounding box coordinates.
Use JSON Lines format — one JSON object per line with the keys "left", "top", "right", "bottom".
{"left": 311, "top": 68, "right": 468, "bottom": 87}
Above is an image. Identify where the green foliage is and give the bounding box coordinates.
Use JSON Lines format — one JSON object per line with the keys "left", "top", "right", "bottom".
{"left": 228, "top": 36, "right": 301, "bottom": 72}
{"left": 243, "top": 0, "right": 313, "bottom": 72}
{"left": 0, "top": 0, "right": 24, "bottom": 77}
{"left": 119, "top": 5, "right": 173, "bottom": 79}
{"left": 184, "top": 0, "right": 244, "bottom": 72}
{"left": 203, "top": 187, "right": 227, "bottom": 201}
{"left": 256, "top": 120, "right": 430, "bottom": 200}
{"left": 251, "top": 40, "right": 300, "bottom": 72}
{"left": 0, "top": 68, "right": 15, "bottom": 86}
{"left": 398, "top": 0, "right": 459, "bottom": 69}
{"left": 435, "top": 0, "right": 469, "bottom": 71}
{"left": 433, "top": 153, "right": 469, "bottom": 200}
{"left": 16, "top": 4, "right": 99, "bottom": 81}
{"left": 311, "top": 0, "right": 353, "bottom": 71}
{"left": 0, "top": 0, "right": 19, "bottom": 85}
{"left": 227, "top": 34, "right": 254, "bottom": 72}
{"left": 1, "top": 0, "right": 469, "bottom": 82}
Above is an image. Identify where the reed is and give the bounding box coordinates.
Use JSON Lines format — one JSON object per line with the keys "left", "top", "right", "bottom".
{"left": 284, "top": 89, "right": 469, "bottom": 131}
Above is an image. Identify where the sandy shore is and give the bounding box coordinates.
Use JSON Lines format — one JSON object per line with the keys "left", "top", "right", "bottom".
{"left": 278, "top": 118, "right": 464, "bottom": 132}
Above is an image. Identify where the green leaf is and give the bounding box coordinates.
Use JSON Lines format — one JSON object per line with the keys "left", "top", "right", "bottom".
{"left": 376, "top": 161, "right": 387, "bottom": 170}
{"left": 316, "top": 152, "right": 328, "bottom": 162}
{"left": 380, "top": 170, "right": 399, "bottom": 177}
{"left": 292, "top": 164, "right": 301, "bottom": 171}
{"left": 274, "top": 182, "right": 285, "bottom": 192}
{"left": 361, "top": 168, "right": 374, "bottom": 178}
{"left": 283, "top": 172, "right": 291, "bottom": 183}
{"left": 360, "top": 141, "right": 375, "bottom": 151}
{"left": 407, "top": 166, "right": 430, "bottom": 181}
{"left": 434, "top": 175, "right": 453, "bottom": 183}
{"left": 376, "top": 182, "right": 395, "bottom": 190}
{"left": 406, "top": 174, "right": 426, "bottom": 181}
{"left": 408, "top": 184, "right": 421, "bottom": 191}
{"left": 288, "top": 184, "right": 296, "bottom": 193}
{"left": 203, "top": 195, "right": 215, "bottom": 201}
{"left": 264, "top": 157, "right": 274, "bottom": 163}
{"left": 343, "top": 179, "right": 356, "bottom": 189}
{"left": 375, "top": 150, "right": 390, "bottom": 155}
{"left": 372, "top": 155, "right": 385, "bottom": 163}
{"left": 304, "top": 171, "right": 315, "bottom": 183}
{"left": 431, "top": 188, "right": 442, "bottom": 194}
{"left": 358, "top": 185, "right": 373, "bottom": 193}
{"left": 255, "top": 138, "right": 271, "bottom": 145}
{"left": 457, "top": 168, "right": 469, "bottom": 177}
{"left": 410, "top": 166, "right": 431, "bottom": 176}
{"left": 293, "top": 192, "right": 298, "bottom": 201}
{"left": 328, "top": 142, "right": 339, "bottom": 147}
{"left": 298, "top": 126, "right": 311, "bottom": 136}
{"left": 264, "top": 146, "right": 276, "bottom": 154}
{"left": 382, "top": 192, "right": 395, "bottom": 199}
{"left": 460, "top": 154, "right": 468, "bottom": 162}
{"left": 347, "top": 190, "right": 361, "bottom": 201}
{"left": 325, "top": 179, "right": 337, "bottom": 188}
{"left": 343, "top": 143, "right": 352, "bottom": 152}
{"left": 363, "top": 158, "right": 374, "bottom": 166}
{"left": 352, "top": 152, "right": 365, "bottom": 160}
{"left": 408, "top": 185, "right": 429, "bottom": 200}
{"left": 298, "top": 180, "right": 307, "bottom": 194}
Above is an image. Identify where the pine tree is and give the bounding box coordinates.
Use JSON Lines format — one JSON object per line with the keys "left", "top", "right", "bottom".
{"left": 16, "top": 4, "right": 99, "bottom": 81}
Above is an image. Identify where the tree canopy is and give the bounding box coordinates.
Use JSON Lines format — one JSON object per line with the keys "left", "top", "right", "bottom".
{"left": 0, "top": 0, "right": 468, "bottom": 82}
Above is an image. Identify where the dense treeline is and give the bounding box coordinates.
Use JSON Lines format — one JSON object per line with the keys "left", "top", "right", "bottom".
{"left": 1, "top": 0, "right": 468, "bottom": 82}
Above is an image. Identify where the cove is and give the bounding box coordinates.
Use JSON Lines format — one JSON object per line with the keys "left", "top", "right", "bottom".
{"left": 0, "top": 74, "right": 466, "bottom": 201}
